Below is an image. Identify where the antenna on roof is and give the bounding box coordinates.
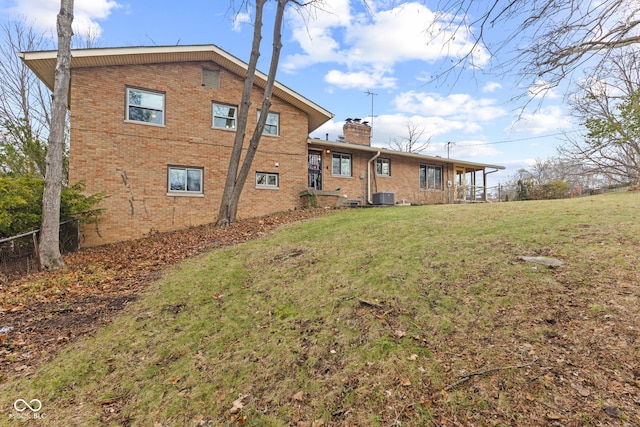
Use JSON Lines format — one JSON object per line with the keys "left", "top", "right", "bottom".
{"left": 365, "top": 90, "right": 377, "bottom": 141}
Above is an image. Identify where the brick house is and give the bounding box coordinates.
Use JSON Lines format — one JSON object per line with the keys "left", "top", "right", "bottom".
{"left": 20, "top": 45, "right": 503, "bottom": 247}
{"left": 308, "top": 119, "right": 504, "bottom": 208}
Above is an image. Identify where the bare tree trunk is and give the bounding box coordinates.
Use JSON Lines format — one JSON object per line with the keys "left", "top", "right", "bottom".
{"left": 39, "top": 0, "right": 73, "bottom": 271}
{"left": 217, "top": 0, "right": 266, "bottom": 227}
{"left": 231, "top": 0, "right": 287, "bottom": 203}
{"left": 218, "top": 0, "right": 288, "bottom": 226}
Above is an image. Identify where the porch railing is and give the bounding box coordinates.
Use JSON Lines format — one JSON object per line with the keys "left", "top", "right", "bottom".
{"left": 455, "top": 185, "right": 486, "bottom": 202}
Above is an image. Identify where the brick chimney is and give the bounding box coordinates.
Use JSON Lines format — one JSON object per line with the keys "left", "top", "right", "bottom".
{"left": 342, "top": 118, "right": 371, "bottom": 146}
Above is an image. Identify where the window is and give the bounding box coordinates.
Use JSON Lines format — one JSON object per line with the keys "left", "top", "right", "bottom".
{"left": 376, "top": 158, "right": 391, "bottom": 176}
{"left": 258, "top": 111, "right": 280, "bottom": 136}
{"left": 420, "top": 164, "right": 443, "bottom": 190}
{"left": 213, "top": 103, "right": 237, "bottom": 129}
{"left": 168, "top": 166, "right": 203, "bottom": 195}
{"left": 256, "top": 172, "right": 279, "bottom": 188}
{"left": 332, "top": 153, "right": 352, "bottom": 177}
{"left": 126, "top": 87, "right": 165, "bottom": 125}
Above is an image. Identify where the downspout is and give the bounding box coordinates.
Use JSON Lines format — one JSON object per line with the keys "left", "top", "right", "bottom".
{"left": 367, "top": 151, "right": 381, "bottom": 204}
{"left": 484, "top": 167, "right": 501, "bottom": 201}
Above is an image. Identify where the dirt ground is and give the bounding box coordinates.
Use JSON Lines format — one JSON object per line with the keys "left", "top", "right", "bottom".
{"left": 0, "top": 209, "right": 328, "bottom": 382}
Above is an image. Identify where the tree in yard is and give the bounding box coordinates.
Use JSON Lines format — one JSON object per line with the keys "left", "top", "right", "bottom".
{"left": 0, "top": 119, "right": 49, "bottom": 177}
{"left": 431, "top": 0, "right": 640, "bottom": 96}
{"left": 218, "top": 0, "right": 323, "bottom": 226}
{"left": 389, "top": 121, "right": 432, "bottom": 154}
{"left": 0, "top": 19, "right": 52, "bottom": 136}
{"left": 38, "top": 0, "right": 73, "bottom": 271}
{"left": 0, "top": 19, "right": 54, "bottom": 179}
{"left": 560, "top": 50, "right": 640, "bottom": 185}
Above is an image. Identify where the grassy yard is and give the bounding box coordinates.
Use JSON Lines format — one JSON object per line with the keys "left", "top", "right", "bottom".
{"left": 1, "top": 192, "right": 639, "bottom": 426}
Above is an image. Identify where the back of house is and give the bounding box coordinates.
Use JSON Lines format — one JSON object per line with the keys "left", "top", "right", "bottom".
{"left": 20, "top": 44, "right": 504, "bottom": 247}
{"left": 20, "top": 45, "right": 333, "bottom": 246}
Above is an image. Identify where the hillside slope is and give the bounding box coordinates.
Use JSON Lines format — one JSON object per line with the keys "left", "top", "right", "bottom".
{"left": 1, "top": 193, "right": 639, "bottom": 426}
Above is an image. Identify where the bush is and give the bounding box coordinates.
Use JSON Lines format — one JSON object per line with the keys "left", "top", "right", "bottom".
{"left": 0, "top": 175, "right": 106, "bottom": 238}
{"left": 535, "top": 181, "right": 570, "bottom": 200}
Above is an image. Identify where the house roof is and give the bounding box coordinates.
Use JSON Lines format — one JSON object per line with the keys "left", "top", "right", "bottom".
{"left": 18, "top": 44, "right": 334, "bottom": 133}
{"left": 308, "top": 138, "right": 505, "bottom": 171}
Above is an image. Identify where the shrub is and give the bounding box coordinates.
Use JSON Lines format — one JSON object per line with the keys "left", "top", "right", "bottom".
{"left": 0, "top": 175, "right": 106, "bottom": 238}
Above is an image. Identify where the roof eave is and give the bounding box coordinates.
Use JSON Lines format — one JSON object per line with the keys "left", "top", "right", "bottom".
{"left": 307, "top": 139, "right": 505, "bottom": 170}
{"left": 18, "top": 45, "right": 334, "bottom": 133}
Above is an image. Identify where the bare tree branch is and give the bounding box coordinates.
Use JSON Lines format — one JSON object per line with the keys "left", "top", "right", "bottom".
{"left": 433, "top": 0, "right": 640, "bottom": 99}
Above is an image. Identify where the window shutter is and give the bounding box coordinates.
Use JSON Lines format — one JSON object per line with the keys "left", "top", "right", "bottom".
{"left": 202, "top": 68, "right": 220, "bottom": 88}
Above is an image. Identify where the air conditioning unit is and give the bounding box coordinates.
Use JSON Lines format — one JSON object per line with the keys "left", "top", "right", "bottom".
{"left": 372, "top": 192, "right": 394, "bottom": 206}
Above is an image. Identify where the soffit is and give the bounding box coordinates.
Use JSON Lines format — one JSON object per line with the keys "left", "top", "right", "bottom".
{"left": 19, "top": 45, "right": 334, "bottom": 133}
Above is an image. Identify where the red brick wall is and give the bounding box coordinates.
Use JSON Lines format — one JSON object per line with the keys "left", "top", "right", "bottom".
{"left": 310, "top": 147, "right": 454, "bottom": 206}
{"left": 69, "top": 61, "right": 309, "bottom": 246}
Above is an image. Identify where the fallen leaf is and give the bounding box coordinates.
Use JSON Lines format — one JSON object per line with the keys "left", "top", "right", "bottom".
{"left": 393, "top": 329, "right": 406, "bottom": 338}
{"left": 401, "top": 379, "right": 412, "bottom": 386}
{"left": 546, "top": 412, "right": 562, "bottom": 420}
{"left": 570, "top": 382, "right": 591, "bottom": 397}
{"left": 229, "top": 394, "right": 249, "bottom": 414}
{"left": 292, "top": 391, "right": 304, "bottom": 401}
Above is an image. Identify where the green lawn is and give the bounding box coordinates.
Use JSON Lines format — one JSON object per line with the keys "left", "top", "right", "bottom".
{"left": 1, "top": 192, "right": 639, "bottom": 426}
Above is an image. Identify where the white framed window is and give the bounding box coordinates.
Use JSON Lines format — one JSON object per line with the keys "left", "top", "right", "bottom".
{"left": 376, "top": 158, "right": 391, "bottom": 176}
{"left": 256, "top": 172, "right": 279, "bottom": 189}
{"left": 168, "top": 166, "right": 203, "bottom": 195}
{"left": 213, "top": 103, "right": 237, "bottom": 130}
{"left": 126, "top": 87, "right": 165, "bottom": 125}
{"left": 420, "top": 164, "right": 443, "bottom": 190}
{"left": 332, "top": 153, "right": 352, "bottom": 177}
{"left": 258, "top": 111, "right": 280, "bottom": 136}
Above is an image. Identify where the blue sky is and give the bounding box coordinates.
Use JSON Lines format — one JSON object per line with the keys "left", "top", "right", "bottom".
{"left": 0, "top": 0, "right": 581, "bottom": 183}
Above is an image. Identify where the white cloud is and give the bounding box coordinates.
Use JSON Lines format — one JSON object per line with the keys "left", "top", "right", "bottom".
{"left": 508, "top": 106, "right": 573, "bottom": 135}
{"left": 392, "top": 91, "right": 507, "bottom": 123}
{"left": 7, "top": 0, "right": 121, "bottom": 38}
{"left": 483, "top": 82, "right": 502, "bottom": 93}
{"left": 232, "top": 10, "right": 252, "bottom": 32}
{"left": 283, "top": 1, "right": 489, "bottom": 80}
{"left": 324, "top": 69, "right": 397, "bottom": 89}
{"left": 447, "top": 140, "right": 502, "bottom": 158}
{"left": 373, "top": 113, "right": 468, "bottom": 142}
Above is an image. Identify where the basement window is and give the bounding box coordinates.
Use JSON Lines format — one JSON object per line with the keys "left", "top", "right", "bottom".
{"left": 126, "top": 87, "right": 165, "bottom": 125}
{"left": 256, "top": 172, "right": 279, "bottom": 189}
{"left": 168, "top": 166, "right": 203, "bottom": 195}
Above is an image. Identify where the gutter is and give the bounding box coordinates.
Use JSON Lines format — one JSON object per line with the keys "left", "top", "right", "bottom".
{"left": 367, "top": 151, "right": 381, "bottom": 204}
{"left": 483, "top": 167, "right": 502, "bottom": 201}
